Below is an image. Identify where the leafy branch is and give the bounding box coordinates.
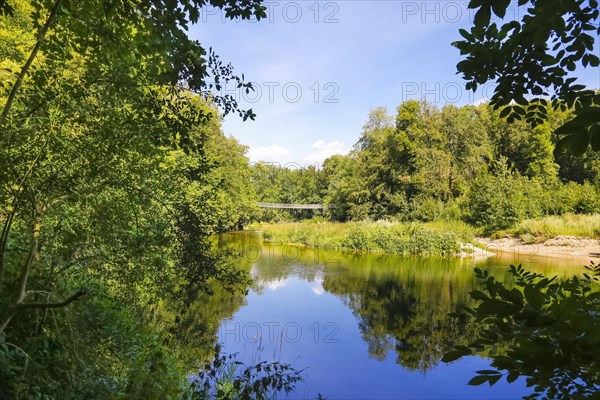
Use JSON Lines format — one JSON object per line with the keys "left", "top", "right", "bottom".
{"left": 443, "top": 262, "right": 600, "bottom": 399}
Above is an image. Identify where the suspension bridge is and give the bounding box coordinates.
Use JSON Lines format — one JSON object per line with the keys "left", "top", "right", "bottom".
{"left": 257, "top": 202, "right": 332, "bottom": 210}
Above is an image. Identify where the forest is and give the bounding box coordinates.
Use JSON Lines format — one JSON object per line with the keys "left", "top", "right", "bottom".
{"left": 251, "top": 101, "right": 600, "bottom": 232}
{"left": 0, "top": 0, "right": 599, "bottom": 398}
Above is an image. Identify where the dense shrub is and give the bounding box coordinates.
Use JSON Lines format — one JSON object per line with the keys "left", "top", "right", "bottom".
{"left": 0, "top": 291, "right": 187, "bottom": 399}
{"left": 543, "top": 181, "right": 600, "bottom": 215}
{"left": 262, "top": 221, "right": 465, "bottom": 255}
{"left": 408, "top": 196, "right": 464, "bottom": 222}
{"left": 464, "top": 167, "right": 546, "bottom": 233}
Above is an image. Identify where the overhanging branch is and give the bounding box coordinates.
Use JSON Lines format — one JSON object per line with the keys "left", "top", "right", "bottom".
{"left": 11, "top": 288, "right": 86, "bottom": 311}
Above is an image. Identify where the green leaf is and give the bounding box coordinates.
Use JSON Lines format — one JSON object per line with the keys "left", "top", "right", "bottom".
{"left": 571, "top": 131, "right": 591, "bottom": 156}
{"left": 587, "top": 292, "right": 600, "bottom": 302}
{"left": 555, "top": 119, "right": 587, "bottom": 136}
{"left": 524, "top": 286, "right": 545, "bottom": 310}
{"left": 474, "top": 6, "right": 491, "bottom": 27}
{"left": 476, "top": 369, "right": 501, "bottom": 375}
{"left": 488, "top": 374, "right": 502, "bottom": 385}
{"left": 459, "top": 28, "right": 474, "bottom": 41}
{"left": 477, "top": 299, "right": 520, "bottom": 317}
{"left": 491, "top": 0, "right": 510, "bottom": 18}
{"left": 468, "top": 375, "right": 489, "bottom": 386}
{"left": 499, "top": 106, "right": 512, "bottom": 119}
{"left": 575, "top": 107, "right": 600, "bottom": 125}
{"left": 470, "top": 290, "right": 489, "bottom": 301}
{"left": 468, "top": 0, "right": 484, "bottom": 9}
{"left": 504, "top": 288, "right": 524, "bottom": 306}
{"left": 554, "top": 132, "right": 576, "bottom": 155}
{"left": 507, "top": 371, "right": 519, "bottom": 383}
{"left": 541, "top": 55, "right": 558, "bottom": 66}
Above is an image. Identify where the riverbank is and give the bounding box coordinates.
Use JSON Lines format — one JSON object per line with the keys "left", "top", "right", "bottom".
{"left": 260, "top": 220, "right": 476, "bottom": 256}
{"left": 498, "top": 214, "right": 600, "bottom": 242}
{"left": 476, "top": 236, "right": 600, "bottom": 262}
{"left": 256, "top": 215, "right": 600, "bottom": 259}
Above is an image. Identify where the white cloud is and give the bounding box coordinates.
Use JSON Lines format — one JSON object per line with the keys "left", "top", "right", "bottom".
{"left": 247, "top": 145, "right": 291, "bottom": 163}
{"left": 470, "top": 98, "right": 489, "bottom": 106}
{"left": 303, "top": 140, "right": 350, "bottom": 165}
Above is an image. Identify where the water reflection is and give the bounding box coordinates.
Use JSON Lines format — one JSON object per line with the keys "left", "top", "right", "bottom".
{"left": 187, "top": 232, "right": 585, "bottom": 398}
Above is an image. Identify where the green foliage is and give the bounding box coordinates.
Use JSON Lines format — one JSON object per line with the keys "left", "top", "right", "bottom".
{"left": 444, "top": 263, "right": 600, "bottom": 399}
{"left": 0, "top": 291, "right": 188, "bottom": 399}
{"left": 465, "top": 160, "right": 545, "bottom": 233}
{"left": 261, "top": 221, "right": 468, "bottom": 256}
{"left": 252, "top": 101, "right": 600, "bottom": 229}
{"left": 0, "top": 0, "right": 263, "bottom": 396}
{"left": 510, "top": 214, "right": 600, "bottom": 241}
{"left": 542, "top": 181, "right": 600, "bottom": 215}
{"left": 556, "top": 145, "right": 600, "bottom": 184}
{"left": 0, "top": 0, "right": 266, "bottom": 132}
{"left": 190, "top": 345, "right": 304, "bottom": 400}
{"left": 408, "top": 196, "right": 463, "bottom": 222}
{"left": 453, "top": 0, "right": 600, "bottom": 154}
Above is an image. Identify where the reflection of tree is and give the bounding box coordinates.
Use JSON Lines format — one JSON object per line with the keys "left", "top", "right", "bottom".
{"left": 169, "top": 279, "right": 250, "bottom": 363}
{"left": 323, "top": 262, "right": 480, "bottom": 371}
{"left": 159, "top": 237, "right": 256, "bottom": 364}
{"left": 190, "top": 234, "right": 575, "bottom": 376}
{"left": 344, "top": 276, "right": 417, "bottom": 361}
{"left": 241, "top": 239, "right": 486, "bottom": 372}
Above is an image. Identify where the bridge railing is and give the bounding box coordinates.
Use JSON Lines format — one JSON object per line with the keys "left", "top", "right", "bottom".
{"left": 258, "top": 202, "right": 331, "bottom": 210}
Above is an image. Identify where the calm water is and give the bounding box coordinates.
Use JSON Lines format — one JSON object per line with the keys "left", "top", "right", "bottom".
{"left": 211, "top": 232, "right": 585, "bottom": 399}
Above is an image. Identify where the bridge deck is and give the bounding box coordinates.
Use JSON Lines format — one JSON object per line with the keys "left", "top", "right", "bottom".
{"left": 258, "top": 202, "right": 328, "bottom": 210}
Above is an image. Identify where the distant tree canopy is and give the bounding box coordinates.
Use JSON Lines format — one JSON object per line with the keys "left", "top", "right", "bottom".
{"left": 252, "top": 101, "right": 600, "bottom": 232}
{"left": 454, "top": 0, "right": 600, "bottom": 155}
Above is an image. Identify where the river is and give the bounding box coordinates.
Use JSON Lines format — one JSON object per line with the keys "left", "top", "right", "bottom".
{"left": 206, "top": 231, "right": 586, "bottom": 399}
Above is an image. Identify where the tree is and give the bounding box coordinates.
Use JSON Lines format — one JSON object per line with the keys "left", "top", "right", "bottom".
{"left": 0, "top": 0, "right": 268, "bottom": 330}
{"left": 0, "top": 0, "right": 265, "bottom": 131}
{"left": 465, "top": 157, "right": 547, "bottom": 233}
{"left": 454, "top": 0, "right": 600, "bottom": 155}
{"left": 350, "top": 108, "right": 414, "bottom": 219}
{"left": 322, "top": 154, "right": 357, "bottom": 221}
{"left": 407, "top": 104, "right": 490, "bottom": 201}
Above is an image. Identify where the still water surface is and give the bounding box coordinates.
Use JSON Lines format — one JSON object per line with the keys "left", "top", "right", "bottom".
{"left": 214, "top": 232, "right": 584, "bottom": 399}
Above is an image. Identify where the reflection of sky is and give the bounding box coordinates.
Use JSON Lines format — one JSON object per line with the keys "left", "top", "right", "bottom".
{"left": 311, "top": 277, "right": 325, "bottom": 296}
{"left": 264, "top": 277, "right": 289, "bottom": 291}
{"left": 218, "top": 262, "right": 529, "bottom": 399}
{"left": 252, "top": 265, "right": 326, "bottom": 295}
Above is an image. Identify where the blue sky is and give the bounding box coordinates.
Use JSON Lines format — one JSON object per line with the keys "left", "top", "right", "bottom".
{"left": 189, "top": 1, "right": 600, "bottom": 166}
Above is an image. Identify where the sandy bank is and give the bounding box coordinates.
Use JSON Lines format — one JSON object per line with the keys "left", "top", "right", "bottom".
{"left": 476, "top": 236, "right": 600, "bottom": 263}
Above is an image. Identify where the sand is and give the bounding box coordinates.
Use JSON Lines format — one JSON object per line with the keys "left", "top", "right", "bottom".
{"left": 475, "top": 236, "right": 600, "bottom": 264}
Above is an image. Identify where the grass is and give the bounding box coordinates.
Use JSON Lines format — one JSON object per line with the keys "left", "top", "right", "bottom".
{"left": 504, "top": 214, "right": 600, "bottom": 242}
{"left": 260, "top": 220, "right": 477, "bottom": 256}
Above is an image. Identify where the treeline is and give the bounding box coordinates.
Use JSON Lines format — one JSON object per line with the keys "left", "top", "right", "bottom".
{"left": 251, "top": 100, "right": 600, "bottom": 233}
